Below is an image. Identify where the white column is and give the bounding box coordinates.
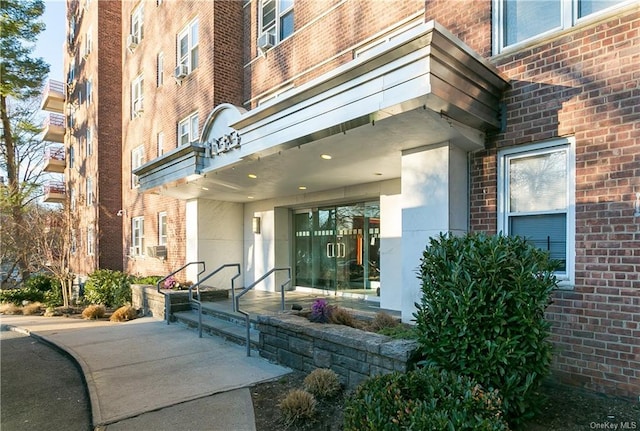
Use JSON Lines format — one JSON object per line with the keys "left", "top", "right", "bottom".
{"left": 400, "top": 143, "right": 467, "bottom": 322}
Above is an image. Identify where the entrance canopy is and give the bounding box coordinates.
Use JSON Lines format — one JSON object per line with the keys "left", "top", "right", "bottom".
{"left": 135, "top": 21, "right": 509, "bottom": 201}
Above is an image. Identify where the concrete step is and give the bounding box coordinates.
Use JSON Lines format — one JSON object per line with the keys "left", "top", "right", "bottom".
{"left": 199, "top": 303, "right": 260, "bottom": 327}
{"left": 172, "top": 309, "right": 260, "bottom": 349}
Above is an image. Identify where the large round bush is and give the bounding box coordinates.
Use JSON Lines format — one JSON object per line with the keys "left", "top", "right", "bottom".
{"left": 414, "top": 232, "right": 557, "bottom": 426}
{"left": 84, "top": 270, "right": 132, "bottom": 308}
{"left": 344, "top": 366, "right": 508, "bottom": 430}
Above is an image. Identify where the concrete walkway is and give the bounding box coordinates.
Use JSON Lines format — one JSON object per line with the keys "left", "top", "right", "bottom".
{"left": 1, "top": 315, "right": 291, "bottom": 430}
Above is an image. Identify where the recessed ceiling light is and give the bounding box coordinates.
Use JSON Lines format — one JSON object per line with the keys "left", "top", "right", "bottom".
{"left": 248, "top": 174, "right": 257, "bottom": 179}
{"left": 298, "top": 186, "right": 307, "bottom": 190}
{"left": 374, "top": 172, "right": 383, "bottom": 176}
{"left": 201, "top": 187, "right": 209, "bottom": 191}
{"left": 321, "top": 154, "right": 332, "bottom": 160}
{"left": 247, "top": 196, "right": 254, "bottom": 199}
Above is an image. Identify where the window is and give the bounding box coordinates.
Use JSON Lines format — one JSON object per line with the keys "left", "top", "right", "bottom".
{"left": 131, "top": 74, "right": 144, "bottom": 118}
{"left": 131, "top": 146, "right": 145, "bottom": 188}
{"left": 87, "top": 226, "right": 94, "bottom": 256}
{"left": 86, "top": 177, "right": 94, "bottom": 206}
{"left": 157, "top": 52, "right": 164, "bottom": 86}
{"left": 86, "top": 126, "right": 93, "bottom": 156}
{"left": 86, "top": 78, "right": 92, "bottom": 105}
{"left": 71, "top": 230, "right": 77, "bottom": 254}
{"left": 493, "top": 0, "right": 630, "bottom": 53}
{"left": 157, "top": 132, "right": 164, "bottom": 156}
{"left": 69, "top": 144, "right": 75, "bottom": 168}
{"left": 70, "top": 187, "right": 76, "bottom": 211}
{"left": 83, "top": 27, "right": 92, "bottom": 58}
{"left": 177, "top": 19, "right": 199, "bottom": 74}
{"left": 131, "top": 217, "right": 145, "bottom": 256}
{"left": 158, "top": 212, "right": 167, "bottom": 246}
{"left": 260, "top": 0, "right": 294, "bottom": 44}
{"left": 498, "top": 138, "right": 575, "bottom": 285}
{"left": 131, "top": 4, "right": 144, "bottom": 44}
{"left": 177, "top": 112, "right": 198, "bottom": 146}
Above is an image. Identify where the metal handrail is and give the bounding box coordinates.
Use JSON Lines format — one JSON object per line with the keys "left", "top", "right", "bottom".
{"left": 187, "top": 263, "right": 241, "bottom": 338}
{"left": 156, "top": 261, "right": 206, "bottom": 325}
{"left": 235, "top": 267, "right": 291, "bottom": 356}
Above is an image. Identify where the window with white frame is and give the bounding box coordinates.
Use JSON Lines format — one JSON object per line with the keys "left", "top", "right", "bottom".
{"left": 158, "top": 212, "right": 167, "bottom": 246}
{"left": 83, "top": 27, "right": 92, "bottom": 58}
{"left": 86, "top": 78, "right": 92, "bottom": 105}
{"left": 87, "top": 225, "right": 94, "bottom": 256}
{"left": 86, "top": 177, "right": 94, "bottom": 206}
{"left": 493, "top": 0, "right": 630, "bottom": 53}
{"left": 131, "top": 74, "right": 144, "bottom": 118}
{"left": 260, "top": 0, "right": 294, "bottom": 44}
{"left": 71, "top": 230, "right": 77, "bottom": 254}
{"left": 86, "top": 126, "right": 93, "bottom": 156}
{"left": 131, "top": 145, "right": 145, "bottom": 188}
{"left": 157, "top": 52, "right": 164, "bottom": 86}
{"left": 131, "top": 4, "right": 144, "bottom": 44}
{"left": 157, "top": 131, "right": 164, "bottom": 156}
{"left": 70, "top": 187, "right": 76, "bottom": 211}
{"left": 498, "top": 138, "right": 575, "bottom": 284}
{"left": 131, "top": 217, "right": 145, "bottom": 256}
{"left": 177, "top": 18, "right": 199, "bottom": 74}
{"left": 177, "top": 112, "right": 198, "bottom": 146}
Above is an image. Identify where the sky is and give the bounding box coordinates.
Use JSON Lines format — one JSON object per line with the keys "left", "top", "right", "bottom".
{"left": 35, "top": 0, "right": 67, "bottom": 82}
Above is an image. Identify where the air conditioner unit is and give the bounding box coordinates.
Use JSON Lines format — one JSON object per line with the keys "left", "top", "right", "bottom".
{"left": 147, "top": 245, "right": 167, "bottom": 259}
{"left": 129, "top": 246, "right": 138, "bottom": 256}
{"left": 257, "top": 32, "right": 276, "bottom": 52}
{"left": 174, "top": 64, "right": 189, "bottom": 80}
{"left": 126, "top": 34, "right": 139, "bottom": 52}
{"left": 66, "top": 80, "right": 76, "bottom": 94}
{"left": 133, "top": 99, "right": 144, "bottom": 116}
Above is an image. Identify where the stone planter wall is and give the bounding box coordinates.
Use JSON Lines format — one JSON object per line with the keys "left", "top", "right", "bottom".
{"left": 257, "top": 314, "right": 418, "bottom": 389}
{"left": 131, "top": 284, "right": 228, "bottom": 319}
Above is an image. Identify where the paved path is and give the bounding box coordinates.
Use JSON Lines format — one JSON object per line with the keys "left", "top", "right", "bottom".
{"left": 1, "top": 330, "right": 92, "bottom": 431}
{"left": 1, "top": 316, "right": 291, "bottom": 430}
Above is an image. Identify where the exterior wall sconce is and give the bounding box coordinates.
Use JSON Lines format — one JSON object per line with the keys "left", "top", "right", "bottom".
{"left": 252, "top": 216, "right": 261, "bottom": 234}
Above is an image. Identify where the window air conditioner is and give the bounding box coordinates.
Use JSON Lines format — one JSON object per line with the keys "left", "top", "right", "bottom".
{"left": 257, "top": 32, "right": 276, "bottom": 53}
{"left": 126, "top": 34, "right": 139, "bottom": 52}
{"left": 133, "top": 99, "right": 144, "bottom": 116}
{"left": 174, "top": 64, "right": 189, "bottom": 80}
{"left": 66, "top": 79, "right": 76, "bottom": 94}
{"left": 146, "top": 245, "right": 167, "bottom": 259}
{"left": 129, "top": 246, "right": 138, "bottom": 256}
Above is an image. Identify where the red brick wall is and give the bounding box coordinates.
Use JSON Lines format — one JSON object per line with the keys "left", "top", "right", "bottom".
{"left": 244, "top": 0, "right": 425, "bottom": 107}
{"left": 426, "top": 0, "right": 640, "bottom": 398}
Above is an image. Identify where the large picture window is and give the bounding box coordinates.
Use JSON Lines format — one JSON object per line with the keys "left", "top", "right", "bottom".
{"left": 493, "top": 0, "right": 630, "bottom": 53}
{"left": 498, "top": 139, "right": 575, "bottom": 285}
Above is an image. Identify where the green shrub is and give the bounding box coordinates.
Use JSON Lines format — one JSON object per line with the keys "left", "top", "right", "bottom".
{"left": 414, "top": 233, "right": 557, "bottom": 427}
{"left": 132, "top": 275, "right": 163, "bottom": 285}
{"left": 24, "top": 274, "right": 56, "bottom": 292}
{"left": 84, "top": 270, "right": 133, "bottom": 308}
{"left": 0, "top": 287, "right": 44, "bottom": 305}
{"left": 344, "top": 366, "right": 508, "bottom": 431}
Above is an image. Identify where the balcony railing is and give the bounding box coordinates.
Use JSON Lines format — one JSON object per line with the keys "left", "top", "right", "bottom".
{"left": 43, "top": 180, "right": 66, "bottom": 203}
{"left": 41, "top": 79, "right": 65, "bottom": 113}
{"left": 43, "top": 146, "right": 66, "bottom": 173}
{"left": 42, "top": 113, "right": 65, "bottom": 143}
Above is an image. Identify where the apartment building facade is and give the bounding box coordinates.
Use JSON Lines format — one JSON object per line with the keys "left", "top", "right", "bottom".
{"left": 43, "top": 0, "right": 123, "bottom": 279}
{"left": 46, "top": 0, "right": 636, "bottom": 399}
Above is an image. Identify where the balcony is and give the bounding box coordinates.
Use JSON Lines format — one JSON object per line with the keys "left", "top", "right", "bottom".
{"left": 43, "top": 146, "right": 66, "bottom": 173}
{"left": 43, "top": 180, "right": 66, "bottom": 204}
{"left": 41, "top": 80, "right": 65, "bottom": 113}
{"left": 42, "top": 113, "right": 65, "bottom": 143}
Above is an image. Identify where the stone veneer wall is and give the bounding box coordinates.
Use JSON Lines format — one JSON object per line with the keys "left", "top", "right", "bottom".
{"left": 257, "top": 314, "right": 418, "bottom": 389}
{"left": 131, "top": 284, "right": 228, "bottom": 319}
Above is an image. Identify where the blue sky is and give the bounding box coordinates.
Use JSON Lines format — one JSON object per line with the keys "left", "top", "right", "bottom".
{"left": 35, "top": 0, "right": 66, "bottom": 82}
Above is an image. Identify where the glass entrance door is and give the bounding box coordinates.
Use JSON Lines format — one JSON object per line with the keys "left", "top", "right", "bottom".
{"left": 294, "top": 202, "right": 380, "bottom": 294}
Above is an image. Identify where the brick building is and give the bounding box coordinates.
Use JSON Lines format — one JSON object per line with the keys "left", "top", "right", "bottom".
{"left": 51, "top": 0, "right": 639, "bottom": 399}
{"left": 42, "top": 0, "right": 123, "bottom": 279}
